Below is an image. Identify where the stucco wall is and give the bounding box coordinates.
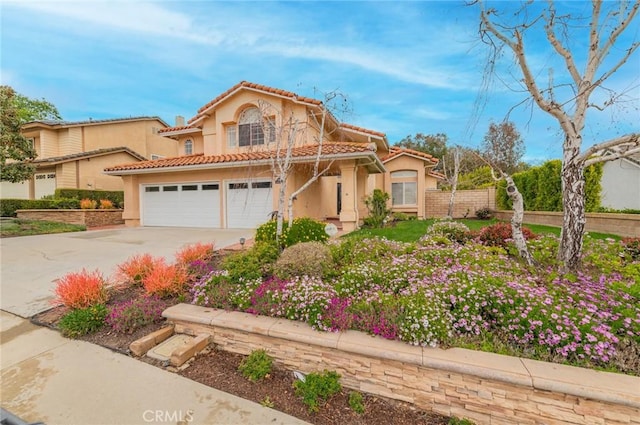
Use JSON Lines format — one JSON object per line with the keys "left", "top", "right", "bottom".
{"left": 601, "top": 159, "right": 640, "bottom": 210}
{"left": 78, "top": 152, "right": 139, "bottom": 191}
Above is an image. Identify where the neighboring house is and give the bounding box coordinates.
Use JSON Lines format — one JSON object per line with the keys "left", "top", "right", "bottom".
{"left": 1, "top": 116, "right": 177, "bottom": 199}
{"left": 600, "top": 153, "right": 640, "bottom": 210}
{"left": 104, "top": 81, "right": 441, "bottom": 230}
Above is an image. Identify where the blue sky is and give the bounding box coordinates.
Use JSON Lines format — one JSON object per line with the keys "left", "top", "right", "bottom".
{"left": 2, "top": 1, "right": 638, "bottom": 163}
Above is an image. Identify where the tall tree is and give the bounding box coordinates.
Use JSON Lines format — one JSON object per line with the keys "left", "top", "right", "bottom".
{"left": 395, "top": 133, "right": 449, "bottom": 162}
{"left": 1, "top": 86, "right": 62, "bottom": 182}
{"left": 481, "top": 121, "right": 525, "bottom": 175}
{"left": 479, "top": 1, "right": 640, "bottom": 272}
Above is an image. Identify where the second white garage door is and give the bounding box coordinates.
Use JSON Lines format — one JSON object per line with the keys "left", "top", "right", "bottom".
{"left": 226, "top": 180, "right": 273, "bottom": 229}
{"left": 142, "top": 183, "right": 220, "bottom": 228}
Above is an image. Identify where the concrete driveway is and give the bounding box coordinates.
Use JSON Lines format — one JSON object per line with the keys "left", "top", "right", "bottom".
{"left": 0, "top": 227, "right": 253, "bottom": 318}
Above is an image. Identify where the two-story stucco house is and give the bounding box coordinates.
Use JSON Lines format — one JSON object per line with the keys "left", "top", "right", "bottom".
{"left": 104, "top": 82, "right": 441, "bottom": 230}
{"left": 1, "top": 116, "right": 178, "bottom": 199}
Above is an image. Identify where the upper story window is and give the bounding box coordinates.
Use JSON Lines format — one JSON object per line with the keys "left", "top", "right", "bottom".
{"left": 227, "top": 107, "right": 275, "bottom": 148}
{"left": 184, "top": 139, "right": 193, "bottom": 155}
{"left": 391, "top": 170, "right": 418, "bottom": 206}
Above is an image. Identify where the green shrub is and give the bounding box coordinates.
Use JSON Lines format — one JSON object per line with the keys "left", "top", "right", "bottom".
{"left": 255, "top": 217, "right": 328, "bottom": 248}
{"left": 238, "top": 349, "right": 273, "bottom": 382}
{"left": 348, "top": 391, "right": 365, "bottom": 414}
{"left": 293, "top": 370, "right": 342, "bottom": 413}
{"left": 449, "top": 418, "right": 475, "bottom": 425}
{"left": 425, "top": 219, "right": 471, "bottom": 244}
{"left": 363, "top": 189, "right": 390, "bottom": 228}
{"left": 0, "top": 198, "right": 78, "bottom": 216}
{"left": 497, "top": 160, "right": 602, "bottom": 212}
{"left": 475, "top": 207, "right": 493, "bottom": 220}
{"left": 221, "top": 242, "right": 280, "bottom": 282}
{"left": 285, "top": 217, "right": 329, "bottom": 246}
{"left": 55, "top": 189, "right": 124, "bottom": 208}
{"left": 58, "top": 304, "right": 107, "bottom": 338}
{"left": 274, "top": 241, "right": 334, "bottom": 279}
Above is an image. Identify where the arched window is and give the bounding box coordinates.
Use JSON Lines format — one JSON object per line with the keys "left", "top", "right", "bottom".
{"left": 238, "top": 107, "right": 264, "bottom": 147}
{"left": 184, "top": 139, "right": 193, "bottom": 155}
{"left": 391, "top": 170, "right": 417, "bottom": 205}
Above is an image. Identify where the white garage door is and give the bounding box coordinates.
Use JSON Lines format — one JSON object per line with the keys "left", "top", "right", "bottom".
{"left": 34, "top": 173, "right": 56, "bottom": 199}
{"left": 226, "top": 180, "right": 273, "bottom": 229}
{"left": 142, "top": 183, "right": 220, "bottom": 228}
{"left": 0, "top": 180, "right": 30, "bottom": 199}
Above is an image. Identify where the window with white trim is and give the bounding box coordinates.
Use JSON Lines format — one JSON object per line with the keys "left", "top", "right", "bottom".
{"left": 226, "top": 107, "right": 275, "bottom": 148}
{"left": 184, "top": 139, "right": 193, "bottom": 155}
{"left": 391, "top": 170, "right": 418, "bottom": 206}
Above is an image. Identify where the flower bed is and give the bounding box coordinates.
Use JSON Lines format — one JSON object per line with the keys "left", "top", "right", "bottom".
{"left": 189, "top": 227, "right": 640, "bottom": 376}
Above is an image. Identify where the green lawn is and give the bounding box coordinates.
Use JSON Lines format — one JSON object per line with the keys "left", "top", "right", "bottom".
{"left": 347, "top": 218, "right": 621, "bottom": 242}
{"left": 0, "top": 218, "right": 86, "bottom": 238}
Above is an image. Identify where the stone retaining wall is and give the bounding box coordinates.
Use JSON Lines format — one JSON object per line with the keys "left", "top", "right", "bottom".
{"left": 494, "top": 210, "right": 639, "bottom": 238}
{"left": 16, "top": 209, "right": 124, "bottom": 228}
{"left": 425, "top": 188, "right": 496, "bottom": 218}
{"left": 163, "top": 304, "right": 640, "bottom": 425}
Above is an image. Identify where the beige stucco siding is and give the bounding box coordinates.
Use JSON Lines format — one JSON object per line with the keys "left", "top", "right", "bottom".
{"left": 40, "top": 129, "right": 59, "bottom": 158}
{"left": 78, "top": 153, "right": 140, "bottom": 191}
{"left": 82, "top": 121, "right": 177, "bottom": 159}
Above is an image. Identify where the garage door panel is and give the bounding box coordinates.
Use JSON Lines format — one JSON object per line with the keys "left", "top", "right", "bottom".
{"left": 142, "top": 183, "right": 220, "bottom": 228}
{"left": 226, "top": 181, "right": 273, "bottom": 229}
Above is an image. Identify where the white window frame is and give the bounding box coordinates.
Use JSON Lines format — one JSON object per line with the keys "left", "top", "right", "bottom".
{"left": 391, "top": 170, "right": 418, "bottom": 206}
{"left": 184, "top": 139, "right": 193, "bottom": 155}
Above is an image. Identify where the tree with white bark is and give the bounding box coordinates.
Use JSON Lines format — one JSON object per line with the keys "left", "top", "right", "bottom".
{"left": 479, "top": 0, "right": 640, "bottom": 272}
{"left": 255, "top": 91, "right": 349, "bottom": 244}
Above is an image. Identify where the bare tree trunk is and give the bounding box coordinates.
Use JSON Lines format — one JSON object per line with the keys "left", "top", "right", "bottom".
{"left": 503, "top": 174, "right": 535, "bottom": 266}
{"left": 558, "top": 144, "right": 586, "bottom": 272}
{"left": 447, "top": 147, "right": 460, "bottom": 217}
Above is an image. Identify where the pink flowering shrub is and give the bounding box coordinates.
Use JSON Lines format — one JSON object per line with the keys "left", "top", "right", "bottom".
{"left": 106, "top": 296, "right": 167, "bottom": 334}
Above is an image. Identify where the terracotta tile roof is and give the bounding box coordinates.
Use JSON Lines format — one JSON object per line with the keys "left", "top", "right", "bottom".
{"left": 105, "top": 142, "right": 377, "bottom": 173}
{"left": 33, "top": 147, "right": 146, "bottom": 166}
{"left": 383, "top": 147, "right": 438, "bottom": 164}
{"left": 339, "top": 123, "right": 386, "bottom": 138}
{"left": 429, "top": 170, "right": 446, "bottom": 180}
{"left": 23, "top": 116, "right": 169, "bottom": 128}
{"left": 158, "top": 125, "right": 193, "bottom": 133}
{"left": 191, "top": 81, "right": 323, "bottom": 123}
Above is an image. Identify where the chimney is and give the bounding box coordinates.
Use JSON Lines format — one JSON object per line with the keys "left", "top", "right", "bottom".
{"left": 175, "top": 115, "right": 185, "bottom": 127}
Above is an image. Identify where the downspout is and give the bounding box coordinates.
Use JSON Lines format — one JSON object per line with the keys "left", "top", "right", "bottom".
{"left": 354, "top": 164, "right": 359, "bottom": 226}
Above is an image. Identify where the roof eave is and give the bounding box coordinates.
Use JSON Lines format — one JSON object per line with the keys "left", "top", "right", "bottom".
{"left": 104, "top": 151, "right": 384, "bottom": 176}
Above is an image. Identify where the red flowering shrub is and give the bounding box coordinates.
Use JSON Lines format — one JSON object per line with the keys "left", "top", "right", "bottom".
{"left": 142, "top": 259, "right": 189, "bottom": 297}
{"left": 175, "top": 242, "right": 215, "bottom": 267}
{"left": 53, "top": 269, "right": 108, "bottom": 308}
{"left": 115, "top": 253, "right": 160, "bottom": 287}
{"left": 622, "top": 237, "right": 640, "bottom": 261}
{"left": 477, "top": 222, "right": 536, "bottom": 247}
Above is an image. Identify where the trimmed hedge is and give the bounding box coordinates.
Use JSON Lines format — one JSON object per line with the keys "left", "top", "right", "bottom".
{"left": 0, "top": 198, "right": 80, "bottom": 217}
{"left": 55, "top": 189, "right": 124, "bottom": 208}
{"left": 497, "top": 160, "right": 602, "bottom": 212}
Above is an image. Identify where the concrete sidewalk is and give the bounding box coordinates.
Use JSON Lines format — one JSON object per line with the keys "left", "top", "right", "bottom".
{"left": 0, "top": 310, "right": 308, "bottom": 425}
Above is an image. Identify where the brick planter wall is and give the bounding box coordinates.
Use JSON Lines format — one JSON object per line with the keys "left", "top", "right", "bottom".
{"left": 494, "top": 210, "right": 640, "bottom": 238}
{"left": 16, "top": 209, "right": 124, "bottom": 228}
{"left": 164, "top": 304, "right": 640, "bottom": 425}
